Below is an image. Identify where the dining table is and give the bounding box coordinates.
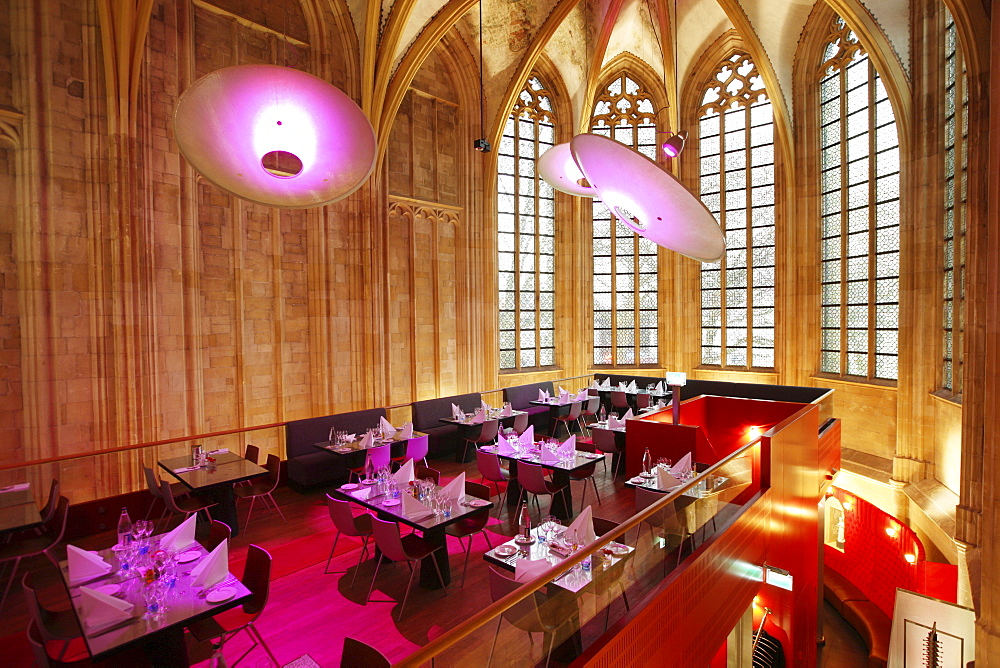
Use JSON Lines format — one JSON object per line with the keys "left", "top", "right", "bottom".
{"left": 332, "top": 481, "right": 493, "bottom": 589}
{"left": 439, "top": 410, "right": 527, "bottom": 461}
{"left": 479, "top": 443, "right": 606, "bottom": 521}
{"left": 59, "top": 539, "right": 250, "bottom": 666}
{"left": 312, "top": 431, "right": 426, "bottom": 467}
{"left": 0, "top": 483, "right": 41, "bottom": 534}
{"left": 158, "top": 450, "right": 267, "bottom": 537}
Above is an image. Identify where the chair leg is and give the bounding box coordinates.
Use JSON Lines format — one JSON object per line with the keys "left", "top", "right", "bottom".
{"left": 244, "top": 496, "right": 257, "bottom": 530}
{"left": 430, "top": 547, "right": 448, "bottom": 591}
{"left": 397, "top": 561, "right": 419, "bottom": 621}
{"left": 486, "top": 616, "right": 503, "bottom": 668}
{"left": 264, "top": 493, "right": 287, "bottom": 523}
{"left": 480, "top": 529, "right": 493, "bottom": 550}
{"left": 247, "top": 623, "right": 279, "bottom": 666}
{"left": 366, "top": 553, "right": 385, "bottom": 604}
{"left": 0, "top": 556, "right": 21, "bottom": 611}
{"left": 460, "top": 538, "right": 472, "bottom": 587}
{"left": 577, "top": 481, "right": 588, "bottom": 512}
{"left": 591, "top": 477, "right": 602, "bottom": 505}
{"left": 324, "top": 532, "right": 341, "bottom": 574}
{"left": 350, "top": 536, "right": 370, "bottom": 589}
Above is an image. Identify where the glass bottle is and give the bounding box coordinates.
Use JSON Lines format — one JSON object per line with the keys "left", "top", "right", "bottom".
{"left": 519, "top": 505, "right": 532, "bottom": 541}
{"left": 117, "top": 507, "right": 132, "bottom": 549}
{"left": 364, "top": 455, "right": 374, "bottom": 482}
{"left": 642, "top": 448, "right": 652, "bottom": 475}
{"left": 598, "top": 404, "right": 607, "bottom": 423}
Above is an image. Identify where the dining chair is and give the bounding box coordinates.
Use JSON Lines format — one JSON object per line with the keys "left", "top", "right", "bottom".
{"left": 462, "top": 419, "right": 499, "bottom": 462}
{"left": 685, "top": 490, "right": 721, "bottom": 546}
{"left": 578, "top": 396, "right": 601, "bottom": 436}
{"left": 636, "top": 393, "right": 651, "bottom": 410}
{"left": 160, "top": 479, "right": 215, "bottom": 526}
{"left": 414, "top": 465, "right": 441, "bottom": 485}
{"left": 26, "top": 620, "right": 91, "bottom": 668}
{"left": 22, "top": 571, "right": 82, "bottom": 661}
{"left": 18, "top": 478, "right": 61, "bottom": 538}
{"left": 550, "top": 401, "right": 582, "bottom": 439}
{"left": 339, "top": 637, "right": 390, "bottom": 668}
{"left": 444, "top": 481, "right": 494, "bottom": 586}
{"left": 324, "top": 494, "right": 373, "bottom": 588}
{"left": 591, "top": 428, "right": 624, "bottom": 479}
{"left": 350, "top": 443, "right": 392, "bottom": 482}
{"left": 514, "top": 463, "right": 569, "bottom": 521}
{"left": 634, "top": 487, "right": 688, "bottom": 569}
{"left": 592, "top": 516, "right": 619, "bottom": 539}
{"left": 610, "top": 390, "right": 631, "bottom": 413}
{"left": 486, "top": 565, "right": 578, "bottom": 668}
{"left": 0, "top": 496, "right": 69, "bottom": 611}
{"left": 188, "top": 544, "right": 278, "bottom": 667}
{"left": 511, "top": 411, "right": 529, "bottom": 435}
{"left": 143, "top": 466, "right": 187, "bottom": 522}
{"left": 234, "top": 454, "right": 286, "bottom": 530}
{"left": 395, "top": 434, "right": 429, "bottom": 468}
{"left": 476, "top": 450, "right": 514, "bottom": 515}
{"left": 244, "top": 443, "right": 260, "bottom": 466}
{"left": 366, "top": 517, "right": 448, "bottom": 621}
{"left": 569, "top": 440, "right": 602, "bottom": 511}
{"left": 195, "top": 519, "right": 232, "bottom": 552}
{"left": 589, "top": 547, "right": 632, "bottom": 632}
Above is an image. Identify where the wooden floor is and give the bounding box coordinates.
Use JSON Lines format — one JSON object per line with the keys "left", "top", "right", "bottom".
{"left": 6, "top": 450, "right": 867, "bottom": 667}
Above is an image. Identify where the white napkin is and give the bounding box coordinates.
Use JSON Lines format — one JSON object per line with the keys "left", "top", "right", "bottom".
{"left": 379, "top": 416, "right": 396, "bottom": 437}
{"left": 497, "top": 433, "right": 516, "bottom": 456}
{"left": 402, "top": 492, "right": 431, "bottom": 517}
{"left": 540, "top": 442, "right": 559, "bottom": 464}
{"left": 481, "top": 400, "right": 490, "bottom": 411}
{"left": 672, "top": 452, "right": 693, "bottom": 477}
{"left": 451, "top": 403, "right": 461, "bottom": 419}
{"left": 561, "top": 434, "right": 576, "bottom": 453}
{"left": 394, "top": 459, "right": 415, "bottom": 485}
{"left": 440, "top": 472, "right": 465, "bottom": 500}
{"left": 398, "top": 422, "right": 414, "bottom": 439}
{"left": 591, "top": 379, "right": 599, "bottom": 389}
{"left": 359, "top": 431, "right": 374, "bottom": 449}
{"left": 501, "top": 404, "right": 513, "bottom": 417}
{"left": 655, "top": 381, "right": 665, "bottom": 393}
{"left": 607, "top": 415, "right": 623, "bottom": 430}
{"left": 565, "top": 505, "right": 597, "bottom": 544}
{"left": 67, "top": 545, "right": 112, "bottom": 585}
{"left": 79, "top": 586, "right": 133, "bottom": 631}
{"left": 191, "top": 539, "right": 229, "bottom": 588}
{"left": 0, "top": 482, "right": 30, "bottom": 493}
{"left": 471, "top": 409, "right": 485, "bottom": 424}
{"left": 600, "top": 378, "right": 611, "bottom": 390}
{"left": 628, "top": 380, "right": 637, "bottom": 392}
{"left": 159, "top": 514, "right": 197, "bottom": 552}
{"left": 515, "top": 558, "right": 552, "bottom": 583}
{"left": 519, "top": 425, "right": 534, "bottom": 449}
{"left": 622, "top": 408, "right": 634, "bottom": 421}
{"left": 558, "top": 391, "right": 570, "bottom": 404}
{"left": 576, "top": 389, "right": 589, "bottom": 402}
{"left": 342, "top": 433, "right": 356, "bottom": 442}
{"left": 558, "top": 386, "right": 567, "bottom": 396}
{"left": 656, "top": 467, "right": 683, "bottom": 490}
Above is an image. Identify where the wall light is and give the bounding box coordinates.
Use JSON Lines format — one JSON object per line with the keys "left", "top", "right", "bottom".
{"left": 886, "top": 526, "right": 899, "bottom": 538}
{"left": 747, "top": 425, "right": 762, "bottom": 439}
{"left": 661, "top": 130, "right": 688, "bottom": 158}
{"left": 843, "top": 498, "right": 854, "bottom": 511}
{"left": 905, "top": 553, "right": 917, "bottom": 564}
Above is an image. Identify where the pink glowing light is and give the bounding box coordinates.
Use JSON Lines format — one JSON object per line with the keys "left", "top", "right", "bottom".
{"left": 174, "top": 65, "right": 376, "bottom": 208}
{"left": 537, "top": 143, "right": 597, "bottom": 197}
{"left": 570, "top": 133, "right": 725, "bottom": 262}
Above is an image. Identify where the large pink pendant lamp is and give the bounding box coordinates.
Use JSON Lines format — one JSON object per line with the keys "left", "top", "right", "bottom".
{"left": 173, "top": 65, "right": 376, "bottom": 208}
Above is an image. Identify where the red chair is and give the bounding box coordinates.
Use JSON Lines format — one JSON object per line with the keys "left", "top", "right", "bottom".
{"left": 610, "top": 390, "right": 631, "bottom": 413}
{"left": 392, "top": 434, "right": 429, "bottom": 469}
{"left": 414, "top": 465, "right": 441, "bottom": 485}
{"left": 324, "top": 494, "right": 373, "bottom": 588}
{"left": 550, "top": 401, "right": 582, "bottom": 439}
{"left": 195, "top": 519, "right": 232, "bottom": 552}
{"left": 569, "top": 440, "right": 602, "bottom": 511}
{"left": 592, "top": 428, "right": 625, "bottom": 478}
{"left": 476, "top": 450, "right": 514, "bottom": 515}
{"left": 636, "top": 393, "right": 651, "bottom": 410}
{"left": 366, "top": 517, "right": 448, "bottom": 621}
{"left": 160, "top": 478, "right": 215, "bottom": 525}
{"left": 578, "top": 396, "right": 601, "bottom": 436}
{"left": 0, "top": 496, "right": 69, "bottom": 611}
{"left": 444, "top": 481, "right": 494, "bottom": 586}
{"left": 511, "top": 412, "right": 530, "bottom": 435}
{"left": 340, "top": 637, "right": 390, "bottom": 667}
{"left": 22, "top": 571, "right": 81, "bottom": 661}
{"left": 143, "top": 466, "right": 187, "bottom": 523}
{"left": 349, "top": 443, "right": 391, "bottom": 482}
{"left": 243, "top": 443, "right": 260, "bottom": 465}
{"left": 514, "top": 463, "right": 568, "bottom": 521}
{"left": 234, "top": 454, "right": 286, "bottom": 529}
{"left": 188, "top": 544, "right": 278, "bottom": 666}
{"left": 462, "top": 419, "right": 500, "bottom": 462}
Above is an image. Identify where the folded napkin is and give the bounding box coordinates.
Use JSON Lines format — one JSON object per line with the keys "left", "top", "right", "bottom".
{"left": 191, "top": 539, "right": 229, "bottom": 588}
{"left": 481, "top": 400, "right": 490, "bottom": 411}
{"left": 600, "top": 378, "right": 611, "bottom": 390}
{"left": 627, "top": 380, "right": 637, "bottom": 392}
{"left": 565, "top": 504, "right": 597, "bottom": 545}
{"left": 672, "top": 452, "right": 693, "bottom": 477}
{"left": 496, "top": 433, "right": 516, "bottom": 456}
{"left": 207, "top": 448, "right": 229, "bottom": 455}
{"left": 537, "top": 389, "right": 547, "bottom": 401}
{"left": 622, "top": 408, "right": 634, "bottom": 421}
{"left": 342, "top": 433, "right": 357, "bottom": 443}
{"left": 607, "top": 415, "right": 624, "bottom": 430}
{"left": 575, "top": 389, "right": 589, "bottom": 402}
{"left": 656, "top": 466, "right": 683, "bottom": 490}
{"left": 67, "top": 545, "right": 112, "bottom": 585}
{"left": 440, "top": 472, "right": 465, "bottom": 500}
{"left": 402, "top": 491, "right": 432, "bottom": 518}
{"left": 558, "top": 386, "right": 567, "bottom": 396}
{"left": 397, "top": 422, "right": 413, "bottom": 439}
{"left": 500, "top": 404, "right": 513, "bottom": 417}
{"left": 515, "top": 558, "right": 552, "bottom": 583}
{"left": 394, "top": 459, "right": 415, "bottom": 485}
{"left": 519, "top": 425, "right": 535, "bottom": 449}
{"left": 451, "top": 403, "right": 461, "bottom": 419}
{"left": 471, "top": 409, "right": 485, "bottom": 424}
{"left": 159, "top": 514, "right": 197, "bottom": 552}
{"left": 359, "top": 431, "right": 374, "bottom": 450}
{"left": 540, "top": 441, "right": 559, "bottom": 464}
{"left": 558, "top": 391, "right": 570, "bottom": 404}
{"left": 591, "top": 379, "right": 600, "bottom": 389}
{"left": 0, "top": 482, "right": 30, "bottom": 493}
{"left": 79, "top": 585, "right": 133, "bottom": 631}
{"left": 379, "top": 416, "right": 396, "bottom": 437}
{"left": 655, "top": 381, "right": 665, "bottom": 393}
{"left": 561, "top": 434, "right": 576, "bottom": 454}
{"left": 173, "top": 466, "right": 200, "bottom": 474}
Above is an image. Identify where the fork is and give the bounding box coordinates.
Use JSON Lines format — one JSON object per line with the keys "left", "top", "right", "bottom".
{"left": 198, "top": 576, "right": 238, "bottom": 598}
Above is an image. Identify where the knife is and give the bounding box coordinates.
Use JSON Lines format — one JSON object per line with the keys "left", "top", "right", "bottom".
{"left": 89, "top": 616, "right": 140, "bottom": 638}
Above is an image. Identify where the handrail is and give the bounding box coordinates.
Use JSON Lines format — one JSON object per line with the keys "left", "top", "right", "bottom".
{"left": 394, "top": 435, "right": 765, "bottom": 667}
{"left": 1, "top": 374, "right": 598, "bottom": 473}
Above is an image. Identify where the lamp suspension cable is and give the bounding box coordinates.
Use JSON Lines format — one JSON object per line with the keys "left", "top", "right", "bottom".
{"left": 474, "top": 1, "right": 491, "bottom": 152}
{"left": 659, "top": 0, "right": 687, "bottom": 158}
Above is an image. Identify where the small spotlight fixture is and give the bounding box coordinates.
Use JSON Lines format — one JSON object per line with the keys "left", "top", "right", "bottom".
{"left": 473, "top": 138, "right": 491, "bottom": 153}
{"left": 905, "top": 553, "right": 917, "bottom": 564}
{"left": 886, "top": 526, "right": 899, "bottom": 538}
{"left": 661, "top": 130, "right": 688, "bottom": 158}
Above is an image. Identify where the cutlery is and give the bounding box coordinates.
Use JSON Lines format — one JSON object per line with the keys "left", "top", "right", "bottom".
{"left": 198, "top": 576, "right": 238, "bottom": 598}
{"left": 89, "top": 616, "right": 140, "bottom": 637}
{"left": 70, "top": 571, "right": 115, "bottom": 588}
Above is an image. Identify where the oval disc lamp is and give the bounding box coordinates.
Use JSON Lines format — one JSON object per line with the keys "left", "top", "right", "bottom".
{"left": 536, "top": 143, "right": 597, "bottom": 197}
{"left": 569, "top": 133, "right": 725, "bottom": 262}
{"left": 174, "top": 65, "right": 376, "bottom": 208}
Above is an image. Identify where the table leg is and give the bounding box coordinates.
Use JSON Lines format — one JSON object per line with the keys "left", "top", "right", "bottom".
{"left": 419, "top": 528, "right": 451, "bottom": 589}
{"left": 141, "top": 628, "right": 189, "bottom": 667}
{"left": 506, "top": 461, "right": 522, "bottom": 509}
{"left": 202, "top": 487, "right": 241, "bottom": 538}
{"left": 549, "top": 470, "right": 573, "bottom": 521}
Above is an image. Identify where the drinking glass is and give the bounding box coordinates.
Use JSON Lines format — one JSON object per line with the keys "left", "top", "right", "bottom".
{"left": 144, "top": 583, "right": 166, "bottom": 618}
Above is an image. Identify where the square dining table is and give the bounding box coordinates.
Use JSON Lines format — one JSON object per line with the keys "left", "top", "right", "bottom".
{"left": 0, "top": 483, "right": 42, "bottom": 533}
{"left": 478, "top": 444, "right": 606, "bottom": 521}
{"left": 159, "top": 450, "right": 267, "bottom": 537}
{"left": 439, "top": 410, "right": 527, "bottom": 461}
{"left": 332, "top": 482, "right": 493, "bottom": 588}
{"left": 312, "top": 431, "right": 427, "bottom": 469}
{"left": 59, "top": 539, "right": 250, "bottom": 667}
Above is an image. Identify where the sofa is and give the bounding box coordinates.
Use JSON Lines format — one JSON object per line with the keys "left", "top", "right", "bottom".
{"left": 593, "top": 373, "right": 666, "bottom": 390}
{"left": 824, "top": 567, "right": 889, "bottom": 668}
{"left": 410, "top": 392, "right": 483, "bottom": 458}
{"left": 677, "top": 379, "right": 830, "bottom": 404}
{"left": 285, "top": 407, "right": 387, "bottom": 488}
{"left": 502, "top": 381, "right": 555, "bottom": 432}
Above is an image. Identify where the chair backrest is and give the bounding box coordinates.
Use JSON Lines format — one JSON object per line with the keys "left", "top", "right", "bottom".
{"left": 241, "top": 544, "right": 272, "bottom": 616}
{"left": 475, "top": 419, "right": 500, "bottom": 443}
{"left": 340, "top": 637, "right": 391, "bottom": 668}
{"left": 476, "top": 450, "right": 505, "bottom": 483}
{"left": 565, "top": 401, "right": 583, "bottom": 421}
{"left": 591, "top": 428, "right": 620, "bottom": 454}
{"left": 414, "top": 465, "right": 440, "bottom": 485}
{"left": 160, "top": 479, "right": 183, "bottom": 513}
{"left": 488, "top": 566, "right": 545, "bottom": 633}
{"left": 583, "top": 396, "right": 600, "bottom": 415}
{"left": 326, "top": 494, "right": 367, "bottom": 536}
{"left": 26, "top": 621, "right": 58, "bottom": 668}
{"left": 143, "top": 466, "right": 163, "bottom": 498}
{"left": 370, "top": 516, "right": 410, "bottom": 562}
{"left": 512, "top": 412, "right": 529, "bottom": 434}
{"left": 21, "top": 573, "right": 57, "bottom": 646}
{"left": 635, "top": 487, "right": 682, "bottom": 533}
{"left": 199, "top": 519, "right": 231, "bottom": 551}
{"left": 404, "top": 435, "right": 429, "bottom": 462}
{"left": 244, "top": 444, "right": 260, "bottom": 465}
{"left": 575, "top": 439, "right": 596, "bottom": 454}
{"left": 40, "top": 479, "right": 61, "bottom": 524}
{"left": 592, "top": 516, "right": 618, "bottom": 538}
{"left": 517, "top": 463, "right": 552, "bottom": 496}
{"left": 263, "top": 454, "right": 281, "bottom": 491}
{"left": 43, "top": 497, "right": 70, "bottom": 548}
{"left": 610, "top": 391, "right": 630, "bottom": 409}
{"left": 636, "top": 393, "right": 651, "bottom": 409}
{"left": 464, "top": 480, "right": 491, "bottom": 501}
{"left": 366, "top": 444, "right": 391, "bottom": 471}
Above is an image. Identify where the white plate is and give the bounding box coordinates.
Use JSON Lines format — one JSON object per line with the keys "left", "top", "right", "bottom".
{"left": 340, "top": 483, "right": 359, "bottom": 491}
{"left": 94, "top": 583, "right": 120, "bottom": 596}
{"left": 628, "top": 477, "right": 644, "bottom": 485}
{"left": 206, "top": 587, "right": 235, "bottom": 604}
{"left": 495, "top": 545, "right": 518, "bottom": 557}
{"left": 607, "top": 543, "right": 630, "bottom": 555}
{"left": 177, "top": 550, "right": 201, "bottom": 564}
{"left": 382, "top": 499, "right": 401, "bottom": 507}
{"left": 513, "top": 535, "right": 535, "bottom": 545}
{"left": 361, "top": 479, "right": 377, "bottom": 485}
{"left": 467, "top": 499, "right": 490, "bottom": 507}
